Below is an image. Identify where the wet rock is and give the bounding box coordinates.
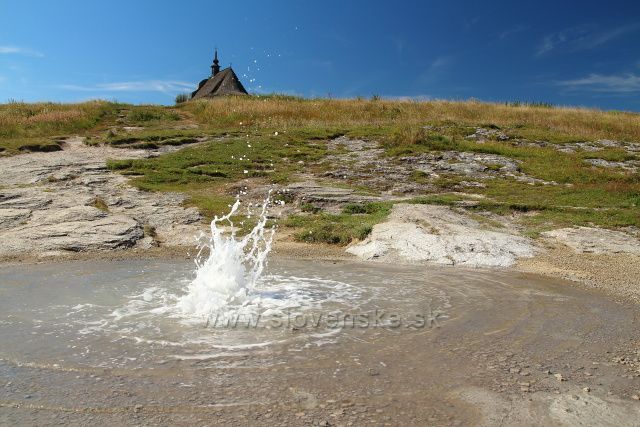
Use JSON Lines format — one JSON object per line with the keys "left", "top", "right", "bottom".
{"left": 347, "top": 204, "right": 535, "bottom": 267}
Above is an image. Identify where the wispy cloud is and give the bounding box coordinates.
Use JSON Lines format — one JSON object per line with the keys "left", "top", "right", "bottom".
{"left": 0, "top": 46, "right": 44, "bottom": 57}
{"left": 556, "top": 73, "right": 640, "bottom": 93}
{"left": 499, "top": 24, "right": 529, "bottom": 40}
{"left": 419, "top": 56, "right": 454, "bottom": 85}
{"left": 536, "top": 23, "right": 640, "bottom": 56}
{"left": 57, "top": 80, "right": 194, "bottom": 93}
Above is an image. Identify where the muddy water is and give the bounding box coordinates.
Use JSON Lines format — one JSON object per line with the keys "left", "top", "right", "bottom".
{"left": 1, "top": 259, "right": 639, "bottom": 426}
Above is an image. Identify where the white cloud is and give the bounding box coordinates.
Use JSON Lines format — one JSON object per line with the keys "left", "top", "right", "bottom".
{"left": 57, "top": 80, "right": 194, "bottom": 93}
{"left": 419, "top": 56, "right": 454, "bottom": 85}
{"left": 556, "top": 73, "right": 640, "bottom": 93}
{"left": 536, "top": 23, "right": 640, "bottom": 56}
{"left": 0, "top": 46, "right": 44, "bottom": 57}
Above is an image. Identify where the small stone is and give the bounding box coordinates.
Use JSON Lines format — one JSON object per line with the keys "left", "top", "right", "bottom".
{"left": 509, "top": 367, "right": 521, "bottom": 374}
{"left": 583, "top": 387, "right": 591, "bottom": 393}
{"left": 632, "top": 394, "right": 640, "bottom": 401}
{"left": 554, "top": 373, "right": 566, "bottom": 381}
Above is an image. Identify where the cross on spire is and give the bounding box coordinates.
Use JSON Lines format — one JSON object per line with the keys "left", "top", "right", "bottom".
{"left": 211, "top": 48, "right": 220, "bottom": 76}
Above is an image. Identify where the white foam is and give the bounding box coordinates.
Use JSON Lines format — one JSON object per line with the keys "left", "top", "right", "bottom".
{"left": 176, "top": 193, "right": 275, "bottom": 319}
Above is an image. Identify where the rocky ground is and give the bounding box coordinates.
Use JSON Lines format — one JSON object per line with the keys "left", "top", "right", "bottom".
{"left": 519, "top": 226, "right": 640, "bottom": 303}
{"left": 0, "top": 136, "right": 204, "bottom": 260}
{"left": 1, "top": 126, "right": 640, "bottom": 426}
{"left": 1, "top": 132, "right": 639, "bottom": 303}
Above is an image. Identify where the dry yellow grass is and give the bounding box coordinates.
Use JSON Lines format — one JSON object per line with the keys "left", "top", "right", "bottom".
{"left": 183, "top": 97, "right": 640, "bottom": 142}
{"left": 0, "top": 100, "right": 117, "bottom": 139}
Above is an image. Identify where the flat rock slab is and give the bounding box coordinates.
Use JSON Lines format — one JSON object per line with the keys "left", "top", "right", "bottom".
{"left": 0, "top": 206, "right": 143, "bottom": 256}
{"left": 286, "top": 180, "right": 383, "bottom": 211}
{"left": 0, "top": 137, "right": 202, "bottom": 258}
{"left": 347, "top": 203, "right": 535, "bottom": 267}
{"left": 542, "top": 227, "right": 640, "bottom": 255}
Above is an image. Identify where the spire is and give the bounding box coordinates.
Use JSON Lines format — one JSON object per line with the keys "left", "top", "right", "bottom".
{"left": 211, "top": 48, "right": 220, "bottom": 76}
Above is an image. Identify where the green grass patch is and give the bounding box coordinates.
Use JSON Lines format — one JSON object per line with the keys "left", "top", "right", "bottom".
{"left": 99, "top": 129, "right": 205, "bottom": 147}
{"left": 125, "top": 107, "right": 181, "bottom": 124}
{"left": 107, "top": 130, "right": 334, "bottom": 219}
{"left": 409, "top": 193, "right": 469, "bottom": 206}
{"left": 0, "top": 137, "right": 63, "bottom": 155}
{"left": 92, "top": 197, "right": 109, "bottom": 212}
{"left": 285, "top": 202, "right": 391, "bottom": 245}
{"left": 108, "top": 131, "right": 329, "bottom": 187}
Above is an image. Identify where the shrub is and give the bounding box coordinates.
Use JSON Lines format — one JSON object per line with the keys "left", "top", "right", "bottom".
{"left": 175, "top": 93, "right": 191, "bottom": 104}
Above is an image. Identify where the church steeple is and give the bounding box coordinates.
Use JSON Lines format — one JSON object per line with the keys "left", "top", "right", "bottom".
{"left": 211, "top": 49, "right": 220, "bottom": 76}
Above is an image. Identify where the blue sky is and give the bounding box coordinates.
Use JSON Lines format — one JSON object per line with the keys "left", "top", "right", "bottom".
{"left": 1, "top": 0, "right": 640, "bottom": 110}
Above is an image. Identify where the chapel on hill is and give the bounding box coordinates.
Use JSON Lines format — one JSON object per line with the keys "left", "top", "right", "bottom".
{"left": 191, "top": 49, "right": 248, "bottom": 99}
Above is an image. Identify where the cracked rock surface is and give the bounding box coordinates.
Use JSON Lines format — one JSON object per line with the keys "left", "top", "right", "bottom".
{"left": 0, "top": 137, "right": 202, "bottom": 258}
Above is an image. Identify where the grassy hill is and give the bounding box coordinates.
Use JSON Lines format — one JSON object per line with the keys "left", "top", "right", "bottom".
{"left": 2, "top": 97, "right": 639, "bottom": 243}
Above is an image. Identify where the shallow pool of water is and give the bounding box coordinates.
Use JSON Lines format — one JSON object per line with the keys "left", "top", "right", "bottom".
{"left": 0, "top": 259, "right": 457, "bottom": 370}
{"left": 2, "top": 258, "right": 638, "bottom": 425}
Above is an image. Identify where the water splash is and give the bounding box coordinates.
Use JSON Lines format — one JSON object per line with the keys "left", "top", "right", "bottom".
{"left": 177, "top": 192, "right": 275, "bottom": 318}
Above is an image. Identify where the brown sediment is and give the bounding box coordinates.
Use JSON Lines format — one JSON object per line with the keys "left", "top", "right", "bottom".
{"left": 517, "top": 244, "right": 640, "bottom": 304}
